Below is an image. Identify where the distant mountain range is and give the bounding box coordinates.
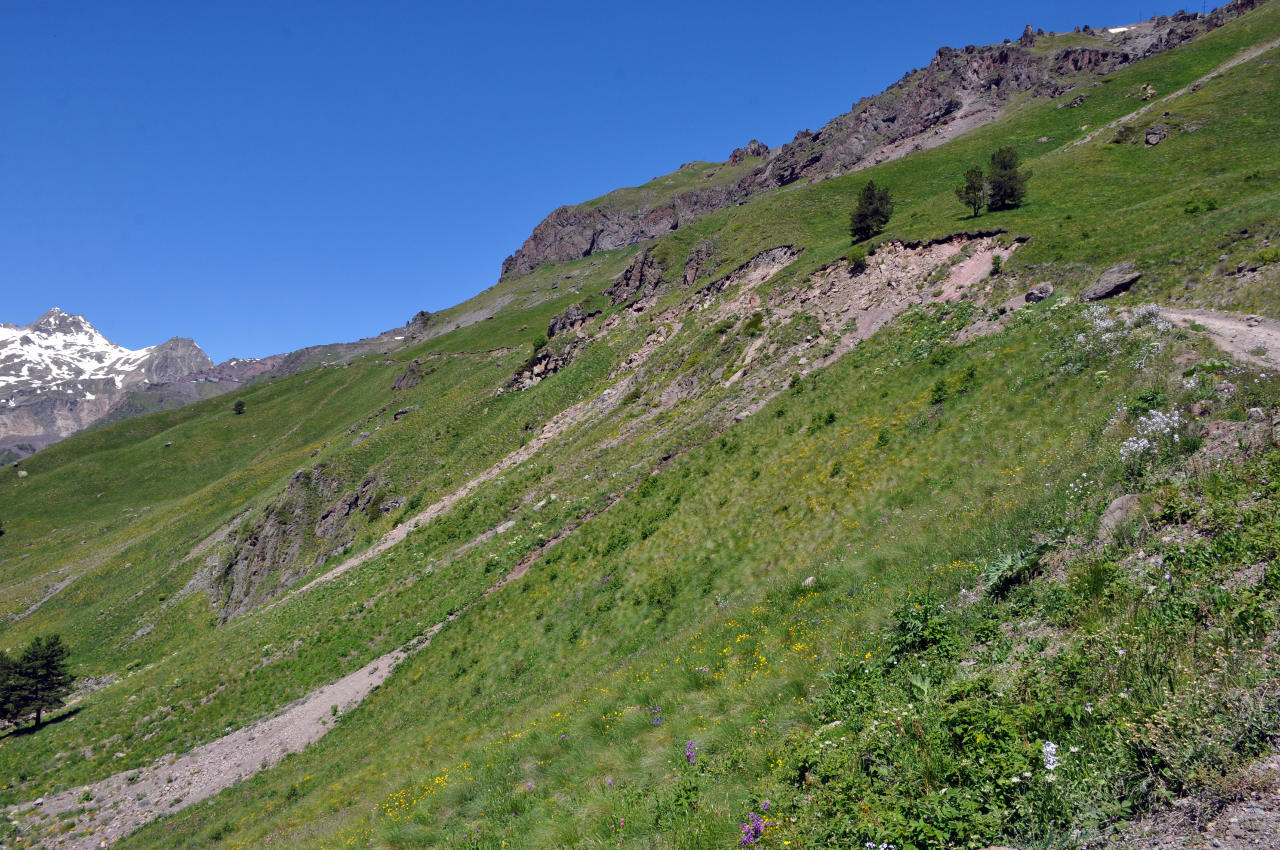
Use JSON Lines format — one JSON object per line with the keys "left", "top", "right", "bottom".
{"left": 0, "top": 308, "right": 435, "bottom": 463}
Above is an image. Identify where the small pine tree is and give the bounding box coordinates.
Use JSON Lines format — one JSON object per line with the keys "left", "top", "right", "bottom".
{"left": 233, "top": 399, "right": 246, "bottom": 415}
{"left": 955, "top": 166, "right": 986, "bottom": 217}
{"left": 849, "top": 180, "right": 893, "bottom": 242}
{"left": 18, "top": 634, "right": 72, "bottom": 727}
{"left": 987, "top": 146, "right": 1028, "bottom": 210}
{"left": 0, "top": 635, "right": 73, "bottom": 728}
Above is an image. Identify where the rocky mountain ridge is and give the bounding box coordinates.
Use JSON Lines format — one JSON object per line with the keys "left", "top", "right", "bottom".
{"left": 499, "top": 0, "right": 1264, "bottom": 281}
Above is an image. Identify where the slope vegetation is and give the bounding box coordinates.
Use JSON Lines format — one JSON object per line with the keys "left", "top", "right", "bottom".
{"left": 1, "top": 3, "right": 1279, "bottom": 849}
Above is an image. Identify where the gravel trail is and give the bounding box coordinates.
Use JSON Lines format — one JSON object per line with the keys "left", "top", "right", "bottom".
{"left": 1162, "top": 308, "right": 1280, "bottom": 369}
{"left": 8, "top": 626, "right": 443, "bottom": 849}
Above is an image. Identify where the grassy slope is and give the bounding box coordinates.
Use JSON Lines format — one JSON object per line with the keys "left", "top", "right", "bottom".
{"left": 0, "top": 5, "right": 1277, "bottom": 849}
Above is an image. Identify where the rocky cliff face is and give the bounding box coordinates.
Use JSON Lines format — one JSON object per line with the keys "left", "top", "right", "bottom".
{"left": 0, "top": 309, "right": 215, "bottom": 461}
{"left": 498, "top": 3, "right": 1260, "bottom": 281}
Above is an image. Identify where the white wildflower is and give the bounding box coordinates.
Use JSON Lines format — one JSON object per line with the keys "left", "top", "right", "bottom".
{"left": 1043, "top": 740, "right": 1060, "bottom": 772}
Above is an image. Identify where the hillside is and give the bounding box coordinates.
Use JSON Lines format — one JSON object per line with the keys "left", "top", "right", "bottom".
{"left": 1, "top": 2, "right": 1280, "bottom": 849}
{"left": 498, "top": 0, "right": 1268, "bottom": 281}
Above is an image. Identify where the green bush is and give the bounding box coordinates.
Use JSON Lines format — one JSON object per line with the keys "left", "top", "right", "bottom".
{"left": 848, "top": 246, "right": 869, "bottom": 274}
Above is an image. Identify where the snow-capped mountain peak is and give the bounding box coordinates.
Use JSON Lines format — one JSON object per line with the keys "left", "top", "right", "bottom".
{"left": 0, "top": 308, "right": 214, "bottom": 461}
{"left": 0, "top": 307, "right": 165, "bottom": 391}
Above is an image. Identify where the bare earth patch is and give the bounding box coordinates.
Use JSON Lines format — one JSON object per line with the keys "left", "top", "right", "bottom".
{"left": 1162, "top": 308, "right": 1280, "bottom": 370}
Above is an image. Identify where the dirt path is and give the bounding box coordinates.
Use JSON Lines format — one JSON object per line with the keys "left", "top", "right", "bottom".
{"left": 1161, "top": 308, "right": 1280, "bottom": 369}
{"left": 8, "top": 625, "right": 448, "bottom": 849}
{"left": 1071, "top": 36, "right": 1280, "bottom": 149}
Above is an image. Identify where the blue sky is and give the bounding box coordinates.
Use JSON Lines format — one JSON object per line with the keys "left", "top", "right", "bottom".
{"left": 2, "top": 1, "right": 1194, "bottom": 361}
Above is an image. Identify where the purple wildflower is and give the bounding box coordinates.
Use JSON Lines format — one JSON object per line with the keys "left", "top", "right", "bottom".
{"left": 685, "top": 740, "right": 698, "bottom": 765}
{"left": 739, "top": 811, "right": 770, "bottom": 845}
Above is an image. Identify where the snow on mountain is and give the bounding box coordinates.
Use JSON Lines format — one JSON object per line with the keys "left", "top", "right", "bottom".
{"left": 0, "top": 308, "right": 215, "bottom": 461}
{"left": 0, "top": 308, "right": 158, "bottom": 393}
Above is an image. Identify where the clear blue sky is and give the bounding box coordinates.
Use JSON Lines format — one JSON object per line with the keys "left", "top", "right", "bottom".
{"left": 2, "top": 1, "right": 1194, "bottom": 361}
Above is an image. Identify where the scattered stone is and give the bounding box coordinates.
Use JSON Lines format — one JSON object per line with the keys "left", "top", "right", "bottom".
{"left": 1248, "top": 407, "right": 1266, "bottom": 422}
{"left": 17, "top": 469, "right": 28, "bottom": 478}
{"left": 801, "top": 576, "right": 817, "bottom": 588}
{"left": 164, "top": 441, "right": 173, "bottom": 448}
{"left": 352, "top": 432, "right": 370, "bottom": 446}
{"left": 1080, "top": 263, "right": 1143, "bottom": 301}
{"left": 1099, "top": 494, "right": 1141, "bottom": 543}
{"left": 1144, "top": 124, "right": 1168, "bottom": 146}
{"left": 1025, "top": 283, "right": 1054, "bottom": 303}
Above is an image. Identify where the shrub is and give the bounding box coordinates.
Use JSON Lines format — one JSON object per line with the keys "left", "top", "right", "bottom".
{"left": 955, "top": 166, "right": 986, "bottom": 217}
{"left": 847, "top": 246, "right": 869, "bottom": 275}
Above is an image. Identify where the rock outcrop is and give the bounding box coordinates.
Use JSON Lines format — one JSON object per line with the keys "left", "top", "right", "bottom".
{"left": 546, "top": 304, "right": 600, "bottom": 339}
{"left": 604, "top": 250, "right": 669, "bottom": 307}
{"left": 392, "top": 359, "right": 428, "bottom": 392}
{"left": 214, "top": 467, "right": 396, "bottom": 620}
{"left": 728, "top": 140, "right": 770, "bottom": 165}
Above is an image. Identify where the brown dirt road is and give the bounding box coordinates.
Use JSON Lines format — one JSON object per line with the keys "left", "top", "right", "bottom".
{"left": 1162, "top": 308, "right": 1280, "bottom": 369}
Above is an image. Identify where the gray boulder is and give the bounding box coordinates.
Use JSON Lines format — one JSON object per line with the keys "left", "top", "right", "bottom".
{"left": 1099, "top": 494, "right": 1141, "bottom": 543}
{"left": 1080, "top": 263, "right": 1142, "bottom": 301}
{"left": 1025, "top": 283, "right": 1054, "bottom": 303}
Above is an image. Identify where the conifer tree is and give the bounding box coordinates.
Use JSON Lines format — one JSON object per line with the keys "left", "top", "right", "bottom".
{"left": 0, "top": 651, "right": 23, "bottom": 725}
{"left": 850, "top": 180, "right": 893, "bottom": 242}
{"left": 987, "top": 146, "right": 1028, "bottom": 210}
{"left": 0, "top": 634, "right": 73, "bottom": 729}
